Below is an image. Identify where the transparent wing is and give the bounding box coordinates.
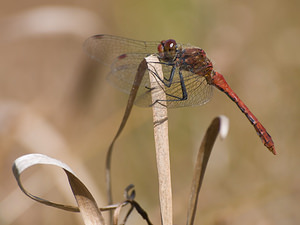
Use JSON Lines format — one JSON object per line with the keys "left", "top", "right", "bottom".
{"left": 135, "top": 67, "right": 214, "bottom": 108}
{"left": 83, "top": 34, "right": 160, "bottom": 66}
{"left": 84, "top": 35, "right": 213, "bottom": 108}
{"left": 107, "top": 53, "right": 153, "bottom": 94}
{"left": 165, "top": 70, "right": 213, "bottom": 108}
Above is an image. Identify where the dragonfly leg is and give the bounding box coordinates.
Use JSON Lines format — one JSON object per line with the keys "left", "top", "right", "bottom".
{"left": 147, "top": 63, "right": 177, "bottom": 88}
{"left": 151, "top": 69, "right": 188, "bottom": 106}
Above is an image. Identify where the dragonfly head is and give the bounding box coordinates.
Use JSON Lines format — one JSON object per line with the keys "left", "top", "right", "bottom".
{"left": 158, "top": 39, "right": 178, "bottom": 62}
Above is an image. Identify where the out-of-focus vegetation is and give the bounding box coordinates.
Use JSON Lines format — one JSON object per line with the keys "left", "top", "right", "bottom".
{"left": 1, "top": 0, "right": 299, "bottom": 224}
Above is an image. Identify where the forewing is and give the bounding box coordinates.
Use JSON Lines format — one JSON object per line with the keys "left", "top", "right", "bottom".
{"left": 107, "top": 53, "right": 152, "bottom": 94}
{"left": 83, "top": 34, "right": 159, "bottom": 65}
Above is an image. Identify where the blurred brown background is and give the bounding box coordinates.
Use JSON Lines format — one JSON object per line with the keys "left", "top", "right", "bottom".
{"left": 0, "top": 0, "right": 299, "bottom": 224}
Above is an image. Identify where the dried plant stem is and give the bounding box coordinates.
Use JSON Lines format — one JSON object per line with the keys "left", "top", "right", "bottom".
{"left": 146, "top": 55, "right": 172, "bottom": 225}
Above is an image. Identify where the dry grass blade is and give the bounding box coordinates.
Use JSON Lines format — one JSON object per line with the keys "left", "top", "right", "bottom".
{"left": 113, "top": 202, "right": 124, "bottom": 225}
{"left": 66, "top": 170, "right": 105, "bottom": 225}
{"left": 105, "top": 59, "right": 147, "bottom": 224}
{"left": 186, "top": 116, "right": 229, "bottom": 225}
{"left": 123, "top": 185, "right": 153, "bottom": 225}
{"left": 111, "top": 185, "right": 153, "bottom": 225}
{"left": 12, "top": 154, "right": 105, "bottom": 225}
{"left": 146, "top": 55, "right": 172, "bottom": 225}
{"left": 112, "top": 200, "right": 153, "bottom": 225}
{"left": 126, "top": 200, "right": 153, "bottom": 225}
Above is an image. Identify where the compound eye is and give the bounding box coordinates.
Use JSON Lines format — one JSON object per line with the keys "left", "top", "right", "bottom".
{"left": 164, "top": 39, "right": 177, "bottom": 52}
{"left": 157, "top": 41, "right": 165, "bottom": 53}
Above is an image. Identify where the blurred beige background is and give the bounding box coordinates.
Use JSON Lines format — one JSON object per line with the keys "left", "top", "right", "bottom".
{"left": 0, "top": 0, "right": 299, "bottom": 224}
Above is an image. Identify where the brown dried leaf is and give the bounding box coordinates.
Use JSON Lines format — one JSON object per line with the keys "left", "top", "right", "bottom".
{"left": 12, "top": 153, "right": 105, "bottom": 225}
{"left": 186, "top": 116, "right": 229, "bottom": 225}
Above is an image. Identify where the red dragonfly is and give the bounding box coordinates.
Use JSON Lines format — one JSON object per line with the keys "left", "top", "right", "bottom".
{"left": 84, "top": 34, "right": 276, "bottom": 154}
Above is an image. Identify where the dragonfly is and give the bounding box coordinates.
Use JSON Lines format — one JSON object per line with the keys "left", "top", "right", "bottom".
{"left": 84, "top": 34, "right": 276, "bottom": 155}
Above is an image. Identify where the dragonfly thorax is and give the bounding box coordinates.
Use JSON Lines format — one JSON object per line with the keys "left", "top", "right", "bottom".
{"left": 178, "top": 48, "right": 213, "bottom": 78}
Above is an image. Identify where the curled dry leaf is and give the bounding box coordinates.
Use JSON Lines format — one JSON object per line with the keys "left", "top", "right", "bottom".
{"left": 12, "top": 153, "right": 105, "bottom": 225}
{"left": 12, "top": 154, "right": 153, "bottom": 225}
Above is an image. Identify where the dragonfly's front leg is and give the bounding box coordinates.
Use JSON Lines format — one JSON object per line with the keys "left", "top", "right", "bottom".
{"left": 147, "top": 62, "right": 177, "bottom": 88}
{"left": 151, "top": 69, "right": 188, "bottom": 107}
{"left": 163, "top": 65, "right": 177, "bottom": 87}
